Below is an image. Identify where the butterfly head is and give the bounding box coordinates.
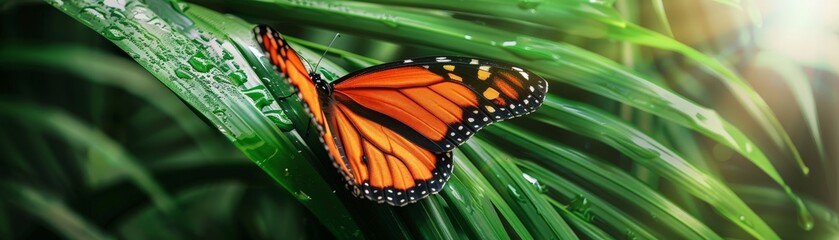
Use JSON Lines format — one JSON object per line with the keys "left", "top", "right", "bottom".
{"left": 310, "top": 72, "right": 333, "bottom": 95}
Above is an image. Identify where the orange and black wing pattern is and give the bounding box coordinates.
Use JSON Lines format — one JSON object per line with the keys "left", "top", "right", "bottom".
{"left": 256, "top": 25, "right": 547, "bottom": 206}
{"left": 329, "top": 57, "right": 548, "bottom": 206}
{"left": 254, "top": 25, "right": 355, "bottom": 185}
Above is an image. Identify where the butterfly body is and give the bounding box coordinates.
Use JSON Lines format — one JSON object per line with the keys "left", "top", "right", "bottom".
{"left": 255, "top": 25, "right": 547, "bottom": 206}
{"left": 310, "top": 73, "right": 334, "bottom": 104}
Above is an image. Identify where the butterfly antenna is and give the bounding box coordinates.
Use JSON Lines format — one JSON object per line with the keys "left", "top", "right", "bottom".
{"left": 313, "top": 33, "right": 341, "bottom": 73}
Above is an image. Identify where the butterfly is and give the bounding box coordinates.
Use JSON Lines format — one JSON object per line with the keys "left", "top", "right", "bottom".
{"left": 254, "top": 25, "right": 548, "bottom": 206}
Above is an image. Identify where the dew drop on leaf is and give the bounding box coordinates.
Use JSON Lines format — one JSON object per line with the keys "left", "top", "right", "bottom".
{"left": 625, "top": 230, "right": 638, "bottom": 240}
{"left": 522, "top": 173, "right": 547, "bottom": 193}
{"left": 78, "top": 7, "right": 106, "bottom": 26}
{"left": 188, "top": 54, "right": 213, "bottom": 73}
{"left": 517, "top": 0, "right": 542, "bottom": 10}
{"left": 737, "top": 215, "right": 753, "bottom": 227}
{"left": 568, "top": 195, "right": 594, "bottom": 222}
{"left": 294, "top": 191, "right": 312, "bottom": 201}
{"left": 174, "top": 68, "right": 193, "bottom": 79}
{"left": 101, "top": 26, "right": 126, "bottom": 40}
{"left": 507, "top": 185, "right": 525, "bottom": 202}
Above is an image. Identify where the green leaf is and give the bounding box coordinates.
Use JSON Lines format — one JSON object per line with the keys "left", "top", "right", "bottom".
{"left": 43, "top": 0, "right": 361, "bottom": 237}
{"left": 486, "top": 126, "right": 717, "bottom": 239}
{"left": 441, "top": 154, "right": 513, "bottom": 239}
{"left": 547, "top": 197, "right": 616, "bottom": 240}
{"left": 461, "top": 140, "right": 579, "bottom": 239}
{"left": 450, "top": 151, "right": 533, "bottom": 239}
{"left": 753, "top": 51, "right": 825, "bottom": 165}
{"left": 1, "top": 182, "right": 113, "bottom": 240}
{"left": 0, "top": 44, "right": 221, "bottom": 156}
{"left": 0, "top": 102, "right": 175, "bottom": 213}
{"left": 345, "top": 0, "right": 807, "bottom": 201}
{"left": 532, "top": 96, "right": 780, "bottom": 239}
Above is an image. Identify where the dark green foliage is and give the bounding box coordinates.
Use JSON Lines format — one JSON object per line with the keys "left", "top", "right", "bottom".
{"left": 0, "top": 0, "right": 836, "bottom": 239}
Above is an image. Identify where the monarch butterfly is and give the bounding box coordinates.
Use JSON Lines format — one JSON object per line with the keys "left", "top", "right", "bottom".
{"left": 254, "top": 25, "right": 548, "bottom": 206}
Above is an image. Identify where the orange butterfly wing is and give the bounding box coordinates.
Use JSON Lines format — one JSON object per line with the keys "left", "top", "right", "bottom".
{"left": 329, "top": 57, "right": 547, "bottom": 205}
{"left": 255, "top": 26, "right": 354, "bottom": 184}
{"left": 256, "top": 25, "right": 548, "bottom": 206}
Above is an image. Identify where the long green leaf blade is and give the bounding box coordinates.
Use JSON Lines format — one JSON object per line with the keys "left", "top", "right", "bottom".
{"left": 534, "top": 96, "right": 779, "bottom": 239}
{"left": 43, "top": 0, "right": 361, "bottom": 237}
{"left": 0, "top": 102, "right": 175, "bottom": 213}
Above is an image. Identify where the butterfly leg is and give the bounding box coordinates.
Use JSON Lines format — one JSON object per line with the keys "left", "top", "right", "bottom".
{"left": 303, "top": 119, "right": 313, "bottom": 138}
{"left": 275, "top": 89, "right": 300, "bottom": 102}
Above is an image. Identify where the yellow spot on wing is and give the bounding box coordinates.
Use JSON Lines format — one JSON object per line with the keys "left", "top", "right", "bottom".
{"left": 443, "top": 65, "right": 455, "bottom": 71}
{"left": 478, "top": 70, "right": 491, "bottom": 80}
{"left": 483, "top": 88, "right": 500, "bottom": 99}
{"left": 448, "top": 73, "right": 463, "bottom": 81}
{"left": 485, "top": 105, "right": 496, "bottom": 113}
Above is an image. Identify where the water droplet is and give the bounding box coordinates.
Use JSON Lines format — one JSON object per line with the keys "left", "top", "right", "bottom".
{"left": 104, "top": 0, "right": 126, "bottom": 10}
{"left": 624, "top": 230, "right": 638, "bottom": 240}
{"left": 737, "top": 215, "right": 753, "bottom": 227}
{"left": 78, "top": 7, "right": 106, "bottom": 26}
{"left": 133, "top": 10, "right": 150, "bottom": 21}
{"left": 294, "top": 191, "right": 312, "bottom": 201}
{"left": 380, "top": 16, "right": 399, "bottom": 28}
{"left": 222, "top": 50, "right": 234, "bottom": 60}
{"left": 464, "top": 35, "right": 473, "bottom": 40}
{"left": 568, "top": 195, "right": 593, "bottom": 221}
{"left": 501, "top": 37, "right": 560, "bottom": 61}
{"left": 188, "top": 54, "right": 213, "bottom": 73}
{"left": 199, "top": 33, "right": 212, "bottom": 42}
{"left": 786, "top": 190, "right": 814, "bottom": 231}
{"left": 171, "top": 1, "right": 190, "bottom": 13}
{"left": 219, "top": 63, "right": 233, "bottom": 73}
{"left": 174, "top": 69, "right": 193, "bottom": 79}
{"left": 521, "top": 173, "right": 547, "bottom": 193}
{"left": 146, "top": 17, "right": 172, "bottom": 32}
{"left": 109, "top": 8, "right": 126, "bottom": 19}
{"left": 507, "top": 185, "right": 525, "bottom": 202}
{"left": 101, "top": 26, "right": 126, "bottom": 40}
{"left": 799, "top": 213, "right": 814, "bottom": 231}
{"left": 266, "top": 111, "right": 293, "bottom": 131}
{"left": 694, "top": 113, "right": 707, "bottom": 121}
{"left": 518, "top": 0, "right": 542, "bottom": 10}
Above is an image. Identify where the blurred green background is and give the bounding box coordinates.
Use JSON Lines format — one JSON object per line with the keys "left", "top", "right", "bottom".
{"left": 1, "top": 0, "right": 837, "bottom": 239}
